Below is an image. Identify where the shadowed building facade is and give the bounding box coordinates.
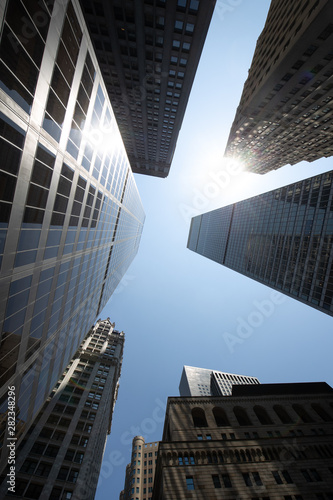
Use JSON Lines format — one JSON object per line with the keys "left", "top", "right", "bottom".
{"left": 179, "top": 365, "right": 260, "bottom": 397}
{"left": 153, "top": 382, "right": 333, "bottom": 499}
{"left": 0, "top": 0, "right": 144, "bottom": 472}
{"left": 188, "top": 171, "right": 333, "bottom": 316}
{"left": 224, "top": 0, "right": 333, "bottom": 174}
{"left": 78, "top": 0, "right": 216, "bottom": 177}
{"left": 0, "top": 318, "right": 124, "bottom": 500}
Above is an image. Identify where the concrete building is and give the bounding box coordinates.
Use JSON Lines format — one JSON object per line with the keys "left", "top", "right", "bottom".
{"left": 153, "top": 382, "right": 333, "bottom": 499}
{"left": 0, "top": 318, "right": 124, "bottom": 500}
{"left": 79, "top": 0, "right": 216, "bottom": 177}
{"left": 224, "top": 0, "right": 333, "bottom": 174}
{"left": 179, "top": 365, "right": 260, "bottom": 397}
{"left": 188, "top": 170, "right": 333, "bottom": 316}
{"left": 120, "top": 436, "right": 159, "bottom": 500}
{"left": 0, "top": 0, "right": 144, "bottom": 471}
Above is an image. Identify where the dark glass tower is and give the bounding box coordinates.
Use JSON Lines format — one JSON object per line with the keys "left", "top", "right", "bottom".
{"left": 79, "top": 0, "right": 216, "bottom": 177}
{"left": 188, "top": 171, "right": 333, "bottom": 316}
{"left": 224, "top": 0, "right": 333, "bottom": 174}
{"left": 0, "top": 0, "right": 144, "bottom": 469}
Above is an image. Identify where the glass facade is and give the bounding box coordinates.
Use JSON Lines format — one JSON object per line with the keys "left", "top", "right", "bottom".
{"left": 188, "top": 171, "right": 333, "bottom": 316}
{"left": 0, "top": 0, "right": 144, "bottom": 468}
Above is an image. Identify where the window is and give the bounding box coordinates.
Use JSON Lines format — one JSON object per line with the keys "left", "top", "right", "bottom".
{"left": 68, "top": 469, "right": 79, "bottom": 483}
{"left": 292, "top": 405, "right": 313, "bottom": 423}
{"left": 222, "top": 473, "right": 232, "bottom": 488}
{"left": 35, "top": 462, "right": 51, "bottom": 477}
{"left": 253, "top": 471, "right": 263, "bottom": 486}
{"left": 254, "top": 406, "right": 273, "bottom": 425}
{"left": 191, "top": 408, "right": 207, "bottom": 427}
{"left": 20, "top": 459, "right": 38, "bottom": 474}
{"left": 213, "top": 407, "right": 230, "bottom": 426}
{"left": 24, "top": 483, "right": 43, "bottom": 499}
{"left": 186, "top": 476, "right": 194, "bottom": 490}
{"left": 212, "top": 475, "right": 221, "bottom": 488}
{"left": 311, "top": 404, "right": 332, "bottom": 422}
{"left": 234, "top": 406, "right": 252, "bottom": 425}
{"left": 272, "top": 470, "right": 283, "bottom": 484}
{"left": 282, "top": 470, "right": 293, "bottom": 483}
{"left": 243, "top": 472, "right": 252, "bottom": 486}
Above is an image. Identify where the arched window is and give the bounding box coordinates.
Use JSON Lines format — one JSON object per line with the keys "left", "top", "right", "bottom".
{"left": 292, "top": 404, "right": 314, "bottom": 423}
{"left": 213, "top": 407, "right": 230, "bottom": 426}
{"left": 191, "top": 407, "right": 208, "bottom": 427}
{"left": 311, "top": 404, "right": 332, "bottom": 422}
{"left": 253, "top": 405, "right": 273, "bottom": 425}
{"left": 273, "top": 405, "right": 293, "bottom": 424}
{"left": 234, "top": 406, "right": 252, "bottom": 426}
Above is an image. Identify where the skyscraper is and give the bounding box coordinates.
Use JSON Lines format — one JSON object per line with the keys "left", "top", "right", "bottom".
{"left": 224, "top": 0, "right": 333, "bottom": 174}
{"left": 0, "top": 318, "right": 124, "bottom": 500}
{"left": 79, "top": 0, "right": 216, "bottom": 177}
{"left": 0, "top": 0, "right": 144, "bottom": 463}
{"left": 153, "top": 382, "right": 333, "bottom": 499}
{"left": 187, "top": 171, "right": 333, "bottom": 316}
{"left": 120, "top": 436, "right": 159, "bottom": 500}
{"left": 179, "top": 365, "right": 260, "bottom": 397}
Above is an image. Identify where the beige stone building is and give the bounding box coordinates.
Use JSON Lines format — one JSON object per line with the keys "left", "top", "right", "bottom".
{"left": 120, "top": 436, "right": 159, "bottom": 500}
{"left": 0, "top": 318, "right": 124, "bottom": 500}
{"left": 153, "top": 382, "right": 333, "bottom": 499}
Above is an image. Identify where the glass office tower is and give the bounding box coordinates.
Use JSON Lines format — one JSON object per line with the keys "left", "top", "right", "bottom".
{"left": 0, "top": 0, "right": 145, "bottom": 470}
{"left": 188, "top": 171, "right": 333, "bottom": 316}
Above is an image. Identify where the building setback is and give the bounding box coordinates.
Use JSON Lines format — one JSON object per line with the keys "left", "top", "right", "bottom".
{"left": 224, "top": 0, "right": 333, "bottom": 174}
{"left": 120, "top": 436, "right": 159, "bottom": 500}
{"left": 179, "top": 365, "right": 260, "bottom": 397}
{"left": 153, "top": 382, "right": 333, "bottom": 499}
{"left": 0, "top": 318, "right": 123, "bottom": 500}
{"left": 79, "top": 0, "right": 216, "bottom": 177}
{"left": 0, "top": 0, "right": 144, "bottom": 471}
{"left": 188, "top": 171, "right": 333, "bottom": 316}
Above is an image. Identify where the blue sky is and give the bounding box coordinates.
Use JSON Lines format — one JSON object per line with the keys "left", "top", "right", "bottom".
{"left": 95, "top": 2, "right": 333, "bottom": 498}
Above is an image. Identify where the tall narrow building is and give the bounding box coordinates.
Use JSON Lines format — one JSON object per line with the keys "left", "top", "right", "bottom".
{"left": 187, "top": 171, "right": 333, "bottom": 316}
{"left": 153, "top": 382, "right": 333, "bottom": 499}
{"left": 224, "top": 0, "right": 333, "bottom": 174}
{"left": 120, "top": 436, "right": 159, "bottom": 500}
{"left": 79, "top": 0, "right": 216, "bottom": 177}
{"left": 0, "top": 318, "right": 124, "bottom": 500}
{"left": 0, "top": 0, "right": 144, "bottom": 468}
{"left": 179, "top": 366, "right": 260, "bottom": 397}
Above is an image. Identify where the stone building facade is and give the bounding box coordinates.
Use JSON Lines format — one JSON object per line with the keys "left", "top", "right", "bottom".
{"left": 79, "top": 0, "right": 216, "bottom": 177}
{"left": 153, "top": 383, "right": 333, "bottom": 499}
{"left": 225, "top": 0, "right": 333, "bottom": 174}
{"left": 0, "top": 318, "right": 124, "bottom": 500}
